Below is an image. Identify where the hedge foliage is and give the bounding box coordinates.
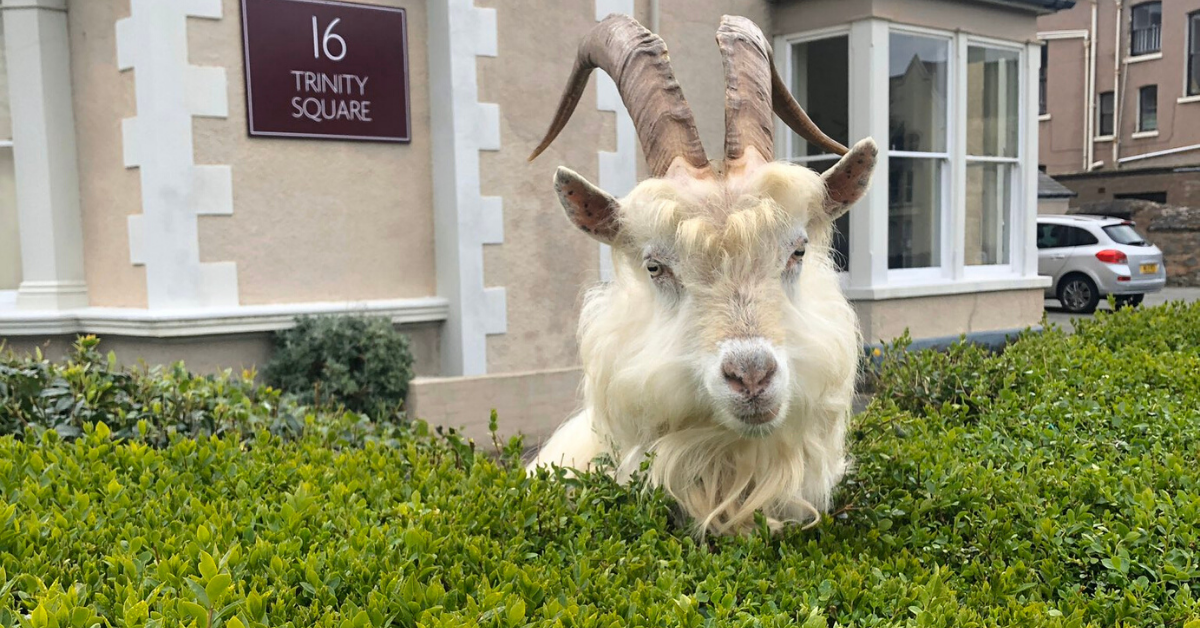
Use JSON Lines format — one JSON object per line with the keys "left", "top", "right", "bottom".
{"left": 264, "top": 315, "right": 414, "bottom": 417}
{"left": 2, "top": 303, "right": 1200, "bottom": 627}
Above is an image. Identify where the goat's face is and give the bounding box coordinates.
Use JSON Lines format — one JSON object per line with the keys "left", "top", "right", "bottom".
{"left": 554, "top": 141, "right": 877, "bottom": 437}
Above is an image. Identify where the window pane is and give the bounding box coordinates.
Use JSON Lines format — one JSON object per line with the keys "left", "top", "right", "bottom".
{"left": 1039, "top": 44, "right": 1048, "bottom": 115}
{"left": 790, "top": 37, "right": 849, "bottom": 158}
{"left": 888, "top": 157, "right": 942, "bottom": 269}
{"left": 1099, "top": 92, "right": 1114, "bottom": 136}
{"left": 889, "top": 32, "right": 949, "bottom": 153}
{"left": 1191, "top": 13, "right": 1200, "bottom": 95}
{"left": 1139, "top": 85, "right": 1157, "bottom": 132}
{"left": 965, "top": 162, "right": 1012, "bottom": 266}
{"left": 1131, "top": 2, "right": 1162, "bottom": 55}
{"left": 968, "top": 46, "right": 1020, "bottom": 158}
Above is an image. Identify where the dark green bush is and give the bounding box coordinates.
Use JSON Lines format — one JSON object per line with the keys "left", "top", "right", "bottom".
{"left": 3, "top": 302, "right": 1200, "bottom": 626}
{"left": 264, "top": 315, "right": 414, "bottom": 418}
{"left": 0, "top": 336, "right": 409, "bottom": 448}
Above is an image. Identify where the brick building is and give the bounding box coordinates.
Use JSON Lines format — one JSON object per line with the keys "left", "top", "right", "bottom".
{"left": 1038, "top": 0, "right": 1200, "bottom": 206}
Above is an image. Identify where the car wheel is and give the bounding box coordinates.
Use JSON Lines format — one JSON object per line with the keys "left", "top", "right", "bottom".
{"left": 1058, "top": 274, "right": 1100, "bottom": 314}
{"left": 1115, "top": 294, "right": 1145, "bottom": 309}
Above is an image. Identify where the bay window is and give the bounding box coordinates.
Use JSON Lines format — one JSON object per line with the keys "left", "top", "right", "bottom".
{"left": 782, "top": 20, "right": 1039, "bottom": 298}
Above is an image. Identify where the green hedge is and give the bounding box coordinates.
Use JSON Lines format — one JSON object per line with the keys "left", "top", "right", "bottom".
{"left": 2, "top": 303, "right": 1200, "bottom": 627}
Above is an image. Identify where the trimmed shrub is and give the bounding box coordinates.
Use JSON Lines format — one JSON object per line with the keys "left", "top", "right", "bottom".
{"left": 264, "top": 315, "right": 414, "bottom": 418}
{"left": 2, "top": 302, "right": 1200, "bottom": 626}
{"left": 0, "top": 335, "right": 406, "bottom": 448}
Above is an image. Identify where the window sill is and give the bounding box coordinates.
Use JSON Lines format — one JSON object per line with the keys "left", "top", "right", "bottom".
{"left": 844, "top": 275, "right": 1051, "bottom": 301}
{"left": 0, "top": 297, "right": 450, "bottom": 337}
{"left": 1132, "top": 130, "right": 1159, "bottom": 139}
{"left": 1178, "top": 94, "right": 1200, "bottom": 104}
{"left": 1125, "top": 52, "right": 1162, "bottom": 64}
{"left": 1094, "top": 135, "right": 1115, "bottom": 143}
{"left": 1038, "top": 113, "right": 1052, "bottom": 122}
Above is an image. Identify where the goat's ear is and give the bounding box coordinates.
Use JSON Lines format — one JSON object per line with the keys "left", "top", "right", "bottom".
{"left": 821, "top": 138, "right": 878, "bottom": 219}
{"left": 554, "top": 167, "right": 621, "bottom": 244}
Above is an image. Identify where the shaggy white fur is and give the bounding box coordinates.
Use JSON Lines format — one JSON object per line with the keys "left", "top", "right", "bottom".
{"left": 530, "top": 150, "right": 873, "bottom": 537}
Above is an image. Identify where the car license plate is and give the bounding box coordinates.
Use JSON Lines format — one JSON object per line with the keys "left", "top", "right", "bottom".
{"left": 1140, "top": 263, "right": 1158, "bottom": 274}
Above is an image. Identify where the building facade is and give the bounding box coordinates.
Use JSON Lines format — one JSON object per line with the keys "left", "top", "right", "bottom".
{"left": 1038, "top": 0, "right": 1200, "bottom": 206}
{"left": 0, "top": 0, "right": 1065, "bottom": 437}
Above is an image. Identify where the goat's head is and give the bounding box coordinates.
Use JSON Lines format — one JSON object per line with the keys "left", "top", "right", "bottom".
{"left": 529, "top": 15, "right": 877, "bottom": 438}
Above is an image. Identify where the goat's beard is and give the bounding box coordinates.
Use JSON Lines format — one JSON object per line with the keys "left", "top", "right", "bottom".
{"left": 572, "top": 256, "right": 860, "bottom": 538}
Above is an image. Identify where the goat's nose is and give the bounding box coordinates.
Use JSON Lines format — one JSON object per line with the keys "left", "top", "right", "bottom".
{"left": 722, "top": 352, "right": 778, "bottom": 398}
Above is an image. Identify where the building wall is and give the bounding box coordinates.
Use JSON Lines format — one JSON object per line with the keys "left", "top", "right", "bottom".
{"left": 0, "top": 22, "right": 19, "bottom": 292}
{"left": 67, "top": 0, "right": 146, "bottom": 307}
{"left": 1039, "top": 0, "right": 1200, "bottom": 176}
{"left": 774, "top": 0, "right": 1037, "bottom": 42}
{"left": 1057, "top": 167, "right": 1200, "bottom": 207}
{"left": 853, "top": 288, "right": 1044, "bottom": 343}
{"left": 191, "top": 0, "right": 436, "bottom": 306}
{"left": 475, "top": 0, "right": 614, "bottom": 375}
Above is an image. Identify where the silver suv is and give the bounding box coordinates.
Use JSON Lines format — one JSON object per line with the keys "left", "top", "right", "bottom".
{"left": 1036, "top": 215, "right": 1166, "bottom": 313}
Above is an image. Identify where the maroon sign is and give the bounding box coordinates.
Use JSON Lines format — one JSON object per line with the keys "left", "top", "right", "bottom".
{"left": 240, "top": 0, "right": 410, "bottom": 142}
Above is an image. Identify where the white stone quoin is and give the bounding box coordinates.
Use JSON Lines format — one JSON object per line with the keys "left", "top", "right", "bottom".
{"left": 1, "top": 0, "right": 88, "bottom": 310}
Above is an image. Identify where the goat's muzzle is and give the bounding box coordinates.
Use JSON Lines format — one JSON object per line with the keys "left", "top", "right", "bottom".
{"left": 711, "top": 337, "right": 789, "bottom": 430}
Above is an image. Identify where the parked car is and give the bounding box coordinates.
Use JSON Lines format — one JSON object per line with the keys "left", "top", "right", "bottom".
{"left": 1036, "top": 215, "right": 1166, "bottom": 314}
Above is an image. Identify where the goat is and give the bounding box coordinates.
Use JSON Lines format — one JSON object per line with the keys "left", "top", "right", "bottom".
{"left": 526, "top": 14, "right": 878, "bottom": 537}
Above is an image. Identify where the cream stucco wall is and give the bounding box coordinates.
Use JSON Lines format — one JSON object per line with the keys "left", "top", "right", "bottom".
{"left": 190, "top": 0, "right": 435, "bottom": 306}
{"left": 67, "top": 0, "right": 146, "bottom": 307}
{"left": 0, "top": 23, "right": 21, "bottom": 291}
{"left": 853, "top": 288, "right": 1044, "bottom": 343}
{"left": 476, "top": 0, "right": 617, "bottom": 374}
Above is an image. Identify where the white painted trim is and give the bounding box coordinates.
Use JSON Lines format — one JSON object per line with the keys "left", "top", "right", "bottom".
{"left": 1094, "top": 135, "right": 1115, "bottom": 142}
{"left": 1117, "top": 142, "right": 1200, "bottom": 163}
{"left": 1131, "top": 130, "right": 1159, "bottom": 139}
{"left": 0, "top": 140, "right": 12, "bottom": 147}
{"left": 1177, "top": 94, "right": 1200, "bottom": 104}
{"left": 844, "top": 275, "right": 1050, "bottom": 301}
{"left": 0, "top": 297, "right": 449, "bottom": 338}
{"left": 1037, "top": 29, "right": 1090, "bottom": 41}
{"left": 0, "top": 291, "right": 16, "bottom": 308}
{"left": 1124, "top": 52, "right": 1161, "bottom": 64}
{"left": 0, "top": 0, "right": 66, "bottom": 10}
{"left": 595, "top": 0, "right": 636, "bottom": 283}
{"left": 848, "top": 18, "right": 889, "bottom": 290}
{"left": 3, "top": 0, "right": 89, "bottom": 311}
{"left": 427, "top": 0, "right": 505, "bottom": 377}
{"left": 1022, "top": 41, "right": 1039, "bottom": 278}
{"left": 1039, "top": 113, "right": 1052, "bottom": 121}
{"left": 116, "top": 0, "right": 237, "bottom": 310}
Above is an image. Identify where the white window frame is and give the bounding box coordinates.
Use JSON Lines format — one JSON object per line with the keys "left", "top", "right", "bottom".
{"left": 1184, "top": 10, "right": 1200, "bottom": 102}
{"left": 776, "top": 26, "right": 853, "bottom": 167}
{"left": 777, "top": 19, "right": 1044, "bottom": 301}
{"left": 961, "top": 36, "right": 1026, "bottom": 280}
{"left": 886, "top": 24, "right": 955, "bottom": 285}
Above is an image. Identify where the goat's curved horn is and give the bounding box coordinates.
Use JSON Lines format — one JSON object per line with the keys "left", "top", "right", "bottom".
{"left": 528, "top": 14, "right": 709, "bottom": 178}
{"left": 717, "top": 16, "right": 848, "bottom": 161}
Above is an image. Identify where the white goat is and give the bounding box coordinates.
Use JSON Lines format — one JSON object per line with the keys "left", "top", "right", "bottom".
{"left": 527, "top": 14, "right": 877, "bottom": 537}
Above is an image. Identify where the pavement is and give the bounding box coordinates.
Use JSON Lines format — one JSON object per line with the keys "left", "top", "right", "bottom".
{"left": 1043, "top": 286, "right": 1200, "bottom": 334}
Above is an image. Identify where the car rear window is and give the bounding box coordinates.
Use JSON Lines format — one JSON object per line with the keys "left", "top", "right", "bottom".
{"left": 1103, "top": 224, "right": 1149, "bottom": 246}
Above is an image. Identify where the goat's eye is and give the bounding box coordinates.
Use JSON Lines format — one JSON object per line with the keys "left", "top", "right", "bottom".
{"left": 646, "top": 261, "right": 665, "bottom": 278}
{"left": 791, "top": 248, "right": 805, "bottom": 261}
